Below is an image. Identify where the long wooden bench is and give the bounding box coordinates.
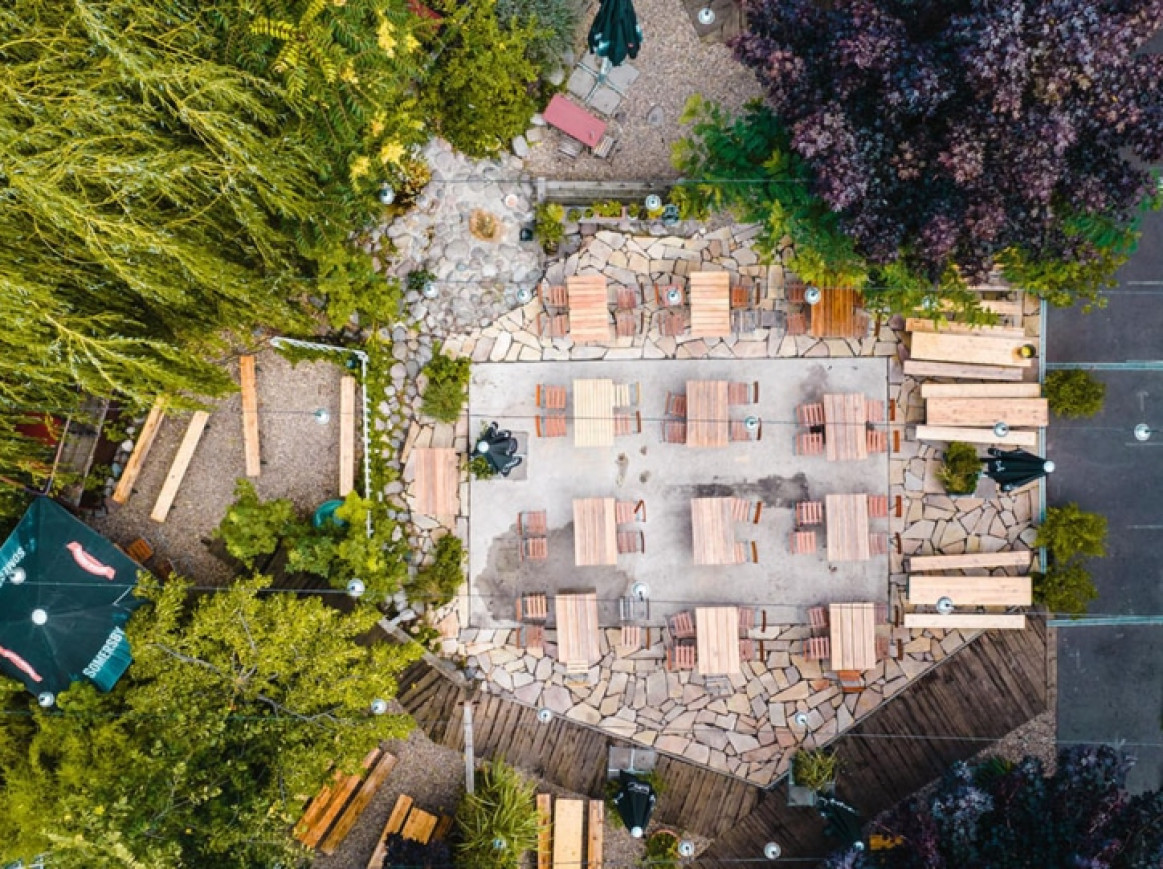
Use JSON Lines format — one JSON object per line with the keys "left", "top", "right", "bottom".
{"left": 366, "top": 793, "right": 451, "bottom": 869}
{"left": 295, "top": 748, "right": 382, "bottom": 849}
{"left": 339, "top": 374, "right": 357, "bottom": 497}
{"left": 150, "top": 411, "right": 210, "bottom": 523}
{"left": 920, "top": 383, "right": 1041, "bottom": 399}
{"left": 553, "top": 799, "right": 585, "bottom": 869}
{"left": 910, "top": 331, "right": 1033, "bottom": 368}
{"left": 926, "top": 397, "right": 1048, "bottom": 427}
{"left": 907, "top": 575, "right": 1032, "bottom": 607}
{"left": 908, "top": 551, "right": 1033, "bottom": 571}
{"left": 915, "top": 425, "right": 1038, "bottom": 447}
{"left": 537, "top": 793, "right": 553, "bottom": 869}
{"left": 903, "top": 360, "right": 1026, "bottom": 382}
{"left": 240, "top": 354, "right": 261, "bottom": 477}
{"left": 903, "top": 613, "right": 1027, "bottom": 630}
{"left": 320, "top": 750, "right": 398, "bottom": 854}
{"left": 905, "top": 318, "right": 1025, "bottom": 339}
{"left": 112, "top": 397, "right": 167, "bottom": 505}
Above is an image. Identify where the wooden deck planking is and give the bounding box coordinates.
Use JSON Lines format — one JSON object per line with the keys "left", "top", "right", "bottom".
{"left": 920, "top": 382, "right": 1041, "bottom": 399}
{"left": 112, "top": 397, "right": 167, "bottom": 505}
{"left": 909, "top": 551, "right": 1033, "bottom": 571}
{"left": 926, "top": 397, "right": 1049, "bottom": 427}
{"left": 150, "top": 411, "right": 210, "bottom": 523}
{"left": 566, "top": 275, "right": 611, "bottom": 343}
{"left": 915, "top": 425, "right": 1039, "bottom": 447}
{"left": 689, "top": 271, "right": 731, "bottom": 338}
{"left": 910, "top": 331, "right": 1033, "bottom": 367}
{"left": 809, "top": 287, "right": 863, "bottom": 337}
{"left": 907, "top": 575, "right": 1032, "bottom": 606}
{"left": 239, "top": 355, "right": 261, "bottom": 477}
{"left": 339, "top": 375, "right": 356, "bottom": 497}
{"left": 903, "top": 359, "right": 1026, "bottom": 381}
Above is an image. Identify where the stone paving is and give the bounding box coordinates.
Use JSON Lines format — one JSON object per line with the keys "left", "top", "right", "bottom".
{"left": 380, "top": 215, "right": 1043, "bottom": 787}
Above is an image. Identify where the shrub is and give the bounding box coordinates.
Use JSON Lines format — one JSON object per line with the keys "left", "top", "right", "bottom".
{"left": 533, "top": 202, "right": 565, "bottom": 251}
{"left": 1033, "top": 560, "right": 1098, "bottom": 616}
{"left": 1036, "top": 503, "right": 1108, "bottom": 563}
{"left": 793, "top": 748, "right": 839, "bottom": 792}
{"left": 407, "top": 269, "right": 437, "bottom": 294}
{"left": 215, "top": 479, "right": 300, "bottom": 567}
{"left": 456, "top": 760, "right": 539, "bottom": 869}
{"left": 421, "top": 350, "right": 471, "bottom": 423}
{"left": 408, "top": 534, "right": 466, "bottom": 608}
{"left": 495, "top": 0, "right": 581, "bottom": 74}
{"left": 1044, "top": 370, "right": 1107, "bottom": 418}
{"left": 643, "top": 831, "right": 680, "bottom": 868}
{"left": 938, "top": 442, "right": 981, "bottom": 495}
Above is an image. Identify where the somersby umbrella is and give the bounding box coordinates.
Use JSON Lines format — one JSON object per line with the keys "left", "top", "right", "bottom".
{"left": 981, "top": 448, "right": 1055, "bottom": 492}
{"left": 613, "top": 770, "right": 656, "bottom": 837}
{"left": 587, "top": 0, "right": 643, "bottom": 68}
{"left": 0, "top": 498, "right": 145, "bottom": 704}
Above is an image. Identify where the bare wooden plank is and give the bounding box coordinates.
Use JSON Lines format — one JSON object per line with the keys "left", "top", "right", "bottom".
{"left": 554, "top": 799, "right": 585, "bottom": 869}
{"left": 908, "top": 551, "right": 1033, "bottom": 571}
{"left": 339, "top": 375, "right": 356, "bottom": 497}
{"left": 401, "top": 808, "right": 438, "bottom": 844}
{"left": 301, "top": 748, "right": 382, "bottom": 849}
{"left": 906, "top": 318, "right": 1025, "bottom": 339}
{"left": 910, "top": 331, "right": 1033, "bottom": 367}
{"left": 920, "top": 383, "right": 1041, "bottom": 399}
{"left": 149, "top": 411, "right": 210, "bottom": 523}
{"left": 320, "top": 752, "right": 398, "bottom": 855}
{"left": 366, "top": 794, "right": 414, "bottom": 869}
{"left": 903, "top": 360, "right": 1026, "bottom": 382}
{"left": 111, "top": 397, "right": 166, "bottom": 505}
{"left": 903, "top": 613, "right": 1027, "bottom": 630}
{"left": 926, "top": 397, "right": 1048, "bottom": 427}
{"left": 915, "top": 425, "right": 1038, "bottom": 447}
{"left": 295, "top": 770, "right": 343, "bottom": 844}
{"left": 907, "top": 575, "right": 1032, "bottom": 606}
{"left": 587, "top": 799, "right": 604, "bottom": 869}
{"left": 537, "top": 794, "right": 553, "bottom": 869}
{"left": 239, "top": 355, "right": 261, "bottom": 477}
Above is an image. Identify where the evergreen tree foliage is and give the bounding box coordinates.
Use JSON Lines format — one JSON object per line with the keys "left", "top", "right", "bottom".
{"left": 1036, "top": 502, "right": 1108, "bottom": 562}
{"left": 0, "top": 575, "right": 421, "bottom": 867}
{"left": 1044, "top": 369, "right": 1107, "bottom": 418}
{"left": 732, "top": 0, "right": 1163, "bottom": 300}
{"left": 823, "top": 746, "right": 1163, "bottom": 867}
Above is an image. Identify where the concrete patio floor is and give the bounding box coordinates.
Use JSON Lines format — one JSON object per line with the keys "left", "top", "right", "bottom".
{"left": 467, "top": 358, "right": 890, "bottom": 629}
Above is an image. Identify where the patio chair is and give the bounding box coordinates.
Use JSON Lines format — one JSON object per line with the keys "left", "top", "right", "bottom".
{"left": 731, "top": 498, "right": 762, "bottom": 524}
{"left": 836, "top": 670, "right": 864, "bottom": 693}
{"left": 618, "top": 624, "right": 643, "bottom": 655}
{"left": 665, "top": 392, "right": 687, "bottom": 418}
{"left": 655, "top": 284, "right": 685, "bottom": 306}
{"left": 868, "top": 531, "right": 889, "bottom": 555}
{"left": 853, "top": 310, "right": 872, "bottom": 338}
{"left": 539, "top": 283, "right": 569, "bottom": 309}
{"left": 616, "top": 530, "right": 645, "bottom": 554}
{"left": 865, "top": 398, "right": 886, "bottom": 423}
{"left": 796, "top": 501, "right": 824, "bottom": 527}
{"left": 731, "top": 309, "right": 760, "bottom": 334}
{"left": 797, "top": 402, "right": 826, "bottom": 427}
{"left": 790, "top": 530, "right": 817, "bottom": 555}
{"left": 785, "top": 312, "right": 808, "bottom": 335}
{"left": 534, "top": 413, "right": 567, "bottom": 438}
{"left": 729, "top": 419, "right": 762, "bottom": 442}
{"left": 537, "top": 312, "right": 570, "bottom": 338}
{"left": 867, "top": 428, "right": 888, "bottom": 453}
{"left": 875, "top": 602, "right": 889, "bottom": 624}
{"left": 807, "top": 606, "right": 829, "bottom": 636}
{"left": 727, "top": 381, "right": 758, "bottom": 405}
{"left": 535, "top": 384, "right": 567, "bottom": 409}
{"left": 558, "top": 136, "right": 583, "bottom": 159}
{"left": 734, "top": 540, "right": 759, "bottom": 564}
{"left": 738, "top": 638, "right": 756, "bottom": 662}
{"left": 730, "top": 284, "right": 756, "bottom": 309}
{"left": 668, "top": 610, "right": 696, "bottom": 640}
{"left": 666, "top": 642, "right": 697, "bottom": 671}
{"left": 521, "top": 623, "right": 545, "bottom": 653}
{"left": 787, "top": 283, "right": 807, "bottom": 304}
{"left": 867, "top": 494, "right": 889, "bottom": 518}
{"left": 796, "top": 432, "right": 825, "bottom": 455}
{"left": 657, "top": 308, "right": 688, "bottom": 337}
{"left": 614, "top": 309, "right": 641, "bottom": 338}
{"left": 516, "top": 592, "right": 549, "bottom": 623}
{"left": 520, "top": 537, "right": 548, "bottom": 561}
{"left": 738, "top": 606, "right": 757, "bottom": 636}
{"left": 803, "top": 636, "right": 831, "bottom": 662}
{"left": 616, "top": 287, "right": 640, "bottom": 310}
{"left": 614, "top": 410, "right": 642, "bottom": 436}
{"left": 615, "top": 499, "right": 645, "bottom": 524}
{"left": 593, "top": 134, "right": 616, "bottom": 159}
{"left": 613, "top": 381, "right": 640, "bottom": 407}
{"left": 124, "top": 537, "right": 154, "bottom": 565}
{"left": 517, "top": 510, "right": 547, "bottom": 537}
{"left": 619, "top": 594, "right": 650, "bottom": 624}
{"left": 661, "top": 420, "right": 687, "bottom": 443}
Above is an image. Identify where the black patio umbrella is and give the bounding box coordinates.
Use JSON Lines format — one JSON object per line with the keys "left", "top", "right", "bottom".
{"left": 587, "top": 0, "right": 643, "bottom": 68}
{"left": 0, "top": 498, "right": 145, "bottom": 704}
{"left": 473, "top": 421, "right": 523, "bottom": 476}
{"left": 613, "top": 770, "right": 656, "bottom": 837}
{"left": 816, "top": 794, "right": 864, "bottom": 848}
{"left": 981, "top": 448, "right": 1056, "bottom": 492}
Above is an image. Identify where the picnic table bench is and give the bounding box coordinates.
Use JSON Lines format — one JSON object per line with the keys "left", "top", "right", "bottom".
{"left": 906, "top": 575, "right": 1032, "bottom": 607}
{"left": 825, "top": 493, "right": 871, "bottom": 562}
{"left": 823, "top": 393, "right": 868, "bottom": 462}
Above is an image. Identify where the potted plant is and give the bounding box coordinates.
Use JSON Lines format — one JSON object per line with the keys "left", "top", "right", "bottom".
{"left": 642, "top": 829, "right": 680, "bottom": 868}
{"left": 788, "top": 748, "right": 839, "bottom": 806}
{"left": 938, "top": 441, "right": 981, "bottom": 495}
{"left": 533, "top": 202, "right": 565, "bottom": 253}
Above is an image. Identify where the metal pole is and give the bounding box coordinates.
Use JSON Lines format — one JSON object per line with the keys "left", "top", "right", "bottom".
{"left": 463, "top": 701, "right": 475, "bottom": 794}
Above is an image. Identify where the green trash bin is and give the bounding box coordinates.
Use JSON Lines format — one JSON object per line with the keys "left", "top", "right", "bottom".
{"left": 312, "top": 499, "right": 348, "bottom": 529}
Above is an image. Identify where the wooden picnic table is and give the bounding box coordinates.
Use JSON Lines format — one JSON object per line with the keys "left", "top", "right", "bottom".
{"left": 690, "top": 497, "right": 736, "bottom": 565}
{"left": 696, "top": 606, "right": 741, "bottom": 675}
{"left": 909, "top": 330, "right": 1033, "bottom": 368}
{"left": 543, "top": 94, "right": 608, "bottom": 150}
{"left": 409, "top": 448, "right": 459, "bottom": 517}
{"left": 573, "top": 497, "right": 617, "bottom": 566}
{"left": 829, "top": 602, "right": 878, "bottom": 671}
{"left": 555, "top": 592, "right": 601, "bottom": 669}
{"left": 573, "top": 378, "right": 615, "bottom": 447}
{"left": 566, "top": 275, "right": 611, "bottom": 343}
{"left": 825, "top": 493, "right": 871, "bottom": 561}
{"left": 823, "top": 393, "right": 868, "bottom": 462}
{"left": 688, "top": 271, "right": 731, "bottom": 338}
{"left": 809, "top": 287, "right": 863, "bottom": 337}
{"left": 686, "top": 380, "right": 729, "bottom": 448}
{"left": 906, "top": 575, "right": 1033, "bottom": 607}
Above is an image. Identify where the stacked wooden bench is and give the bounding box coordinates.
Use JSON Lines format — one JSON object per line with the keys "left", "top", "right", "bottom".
{"left": 902, "top": 551, "right": 1035, "bottom": 630}
{"left": 366, "top": 793, "right": 453, "bottom": 869}
{"left": 914, "top": 382, "right": 1046, "bottom": 447}
{"left": 294, "top": 748, "right": 398, "bottom": 856}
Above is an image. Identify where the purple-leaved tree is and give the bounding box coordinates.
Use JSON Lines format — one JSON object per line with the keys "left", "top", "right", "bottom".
{"left": 732, "top": 0, "right": 1163, "bottom": 285}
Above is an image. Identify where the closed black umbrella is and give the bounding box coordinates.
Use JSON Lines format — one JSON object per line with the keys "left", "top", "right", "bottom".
{"left": 473, "top": 421, "right": 523, "bottom": 476}
{"left": 981, "top": 448, "right": 1055, "bottom": 492}
{"left": 587, "top": 0, "right": 643, "bottom": 68}
{"left": 613, "top": 771, "right": 656, "bottom": 837}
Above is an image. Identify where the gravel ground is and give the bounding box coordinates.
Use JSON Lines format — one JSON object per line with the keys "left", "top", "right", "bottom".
{"left": 93, "top": 345, "right": 354, "bottom": 584}
{"left": 522, "top": 0, "right": 765, "bottom": 181}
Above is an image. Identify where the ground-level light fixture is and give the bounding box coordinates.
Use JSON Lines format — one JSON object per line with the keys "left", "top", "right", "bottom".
{"left": 421, "top": 281, "right": 439, "bottom": 300}
{"left": 992, "top": 421, "right": 1010, "bottom": 438}
{"left": 377, "top": 183, "right": 396, "bottom": 206}
{"left": 764, "top": 842, "right": 783, "bottom": 860}
{"left": 1134, "top": 423, "right": 1154, "bottom": 442}
{"left": 666, "top": 287, "right": 682, "bottom": 305}
{"left": 9, "top": 567, "right": 25, "bottom": 585}
{"left": 346, "top": 578, "right": 366, "bottom": 599}
{"left": 31, "top": 608, "right": 47, "bottom": 626}
{"left": 631, "top": 581, "right": 650, "bottom": 600}
{"left": 370, "top": 698, "right": 389, "bottom": 716}
{"left": 537, "top": 707, "right": 554, "bottom": 723}
{"left": 630, "top": 826, "right": 645, "bottom": 838}
{"left": 936, "top": 596, "right": 955, "bottom": 615}
{"left": 745, "top": 415, "right": 761, "bottom": 432}
{"left": 697, "top": 7, "right": 716, "bottom": 25}
{"left": 678, "top": 840, "right": 695, "bottom": 858}
{"left": 516, "top": 286, "right": 534, "bottom": 305}
{"left": 37, "top": 692, "right": 55, "bottom": 708}
{"left": 314, "top": 408, "right": 331, "bottom": 425}
{"left": 793, "top": 711, "right": 810, "bottom": 728}
{"left": 804, "top": 285, "right": 822, "bottom": 306}
{"left": 644, "top": 194, "right": 663, "bottom": 212}
{"left": 504, "top": 193, "right": 521, "bottom": 209}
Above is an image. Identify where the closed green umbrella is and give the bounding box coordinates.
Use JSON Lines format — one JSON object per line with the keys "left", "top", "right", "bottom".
{"left": 0, "top": 498, "right": 145, "bottom": 704}
{"left": 587, "top": 0, "right": 642, "bottom": 68}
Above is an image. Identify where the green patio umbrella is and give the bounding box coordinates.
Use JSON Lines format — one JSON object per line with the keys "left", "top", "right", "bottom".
{"left": 587, "top": 0, "right": 642, "bottom": 68}
{"left": 0, "top": 498, "right": 145, "bottom": 704}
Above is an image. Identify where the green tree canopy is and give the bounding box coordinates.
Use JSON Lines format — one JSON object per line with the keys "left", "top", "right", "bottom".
{"left": 0, "top": 574, "right": 421, "bottom": 867}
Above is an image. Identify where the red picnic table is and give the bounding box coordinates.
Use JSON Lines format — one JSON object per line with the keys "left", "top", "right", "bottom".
{"left": 543, "top": 94, "right": 608, "bottom": 150}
